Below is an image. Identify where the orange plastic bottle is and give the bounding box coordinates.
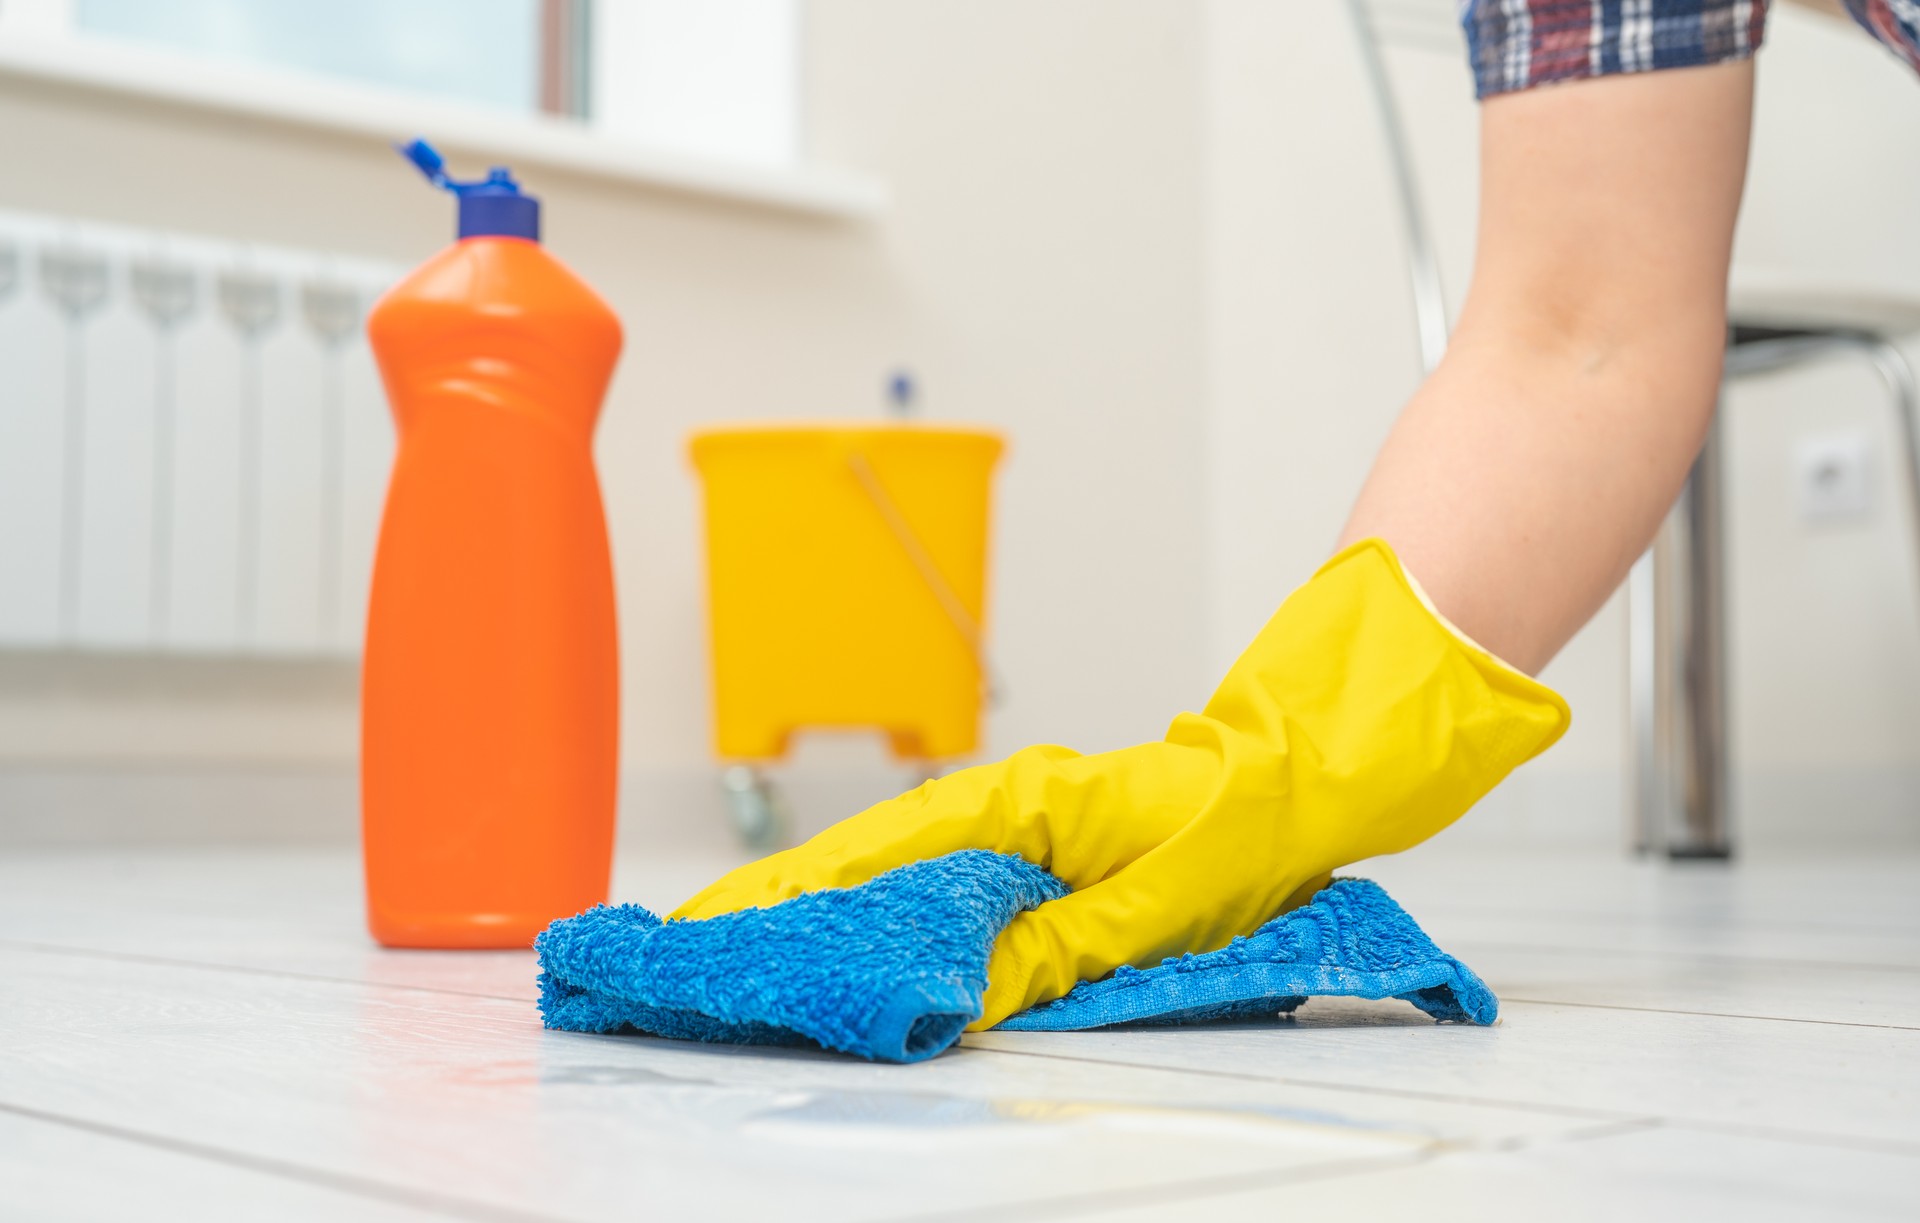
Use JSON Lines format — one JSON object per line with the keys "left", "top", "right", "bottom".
{"left": 360, "top": 140, "right": 623, "bottom": 948}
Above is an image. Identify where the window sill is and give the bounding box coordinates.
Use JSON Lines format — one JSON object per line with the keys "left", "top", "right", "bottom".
{"left": 0, "top": 35, "right": 888, "bottom": 222}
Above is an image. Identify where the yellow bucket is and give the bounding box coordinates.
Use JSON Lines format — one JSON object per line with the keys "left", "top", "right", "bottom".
{"left": 689, "top": 423, "right": 1005, "bottom": 762}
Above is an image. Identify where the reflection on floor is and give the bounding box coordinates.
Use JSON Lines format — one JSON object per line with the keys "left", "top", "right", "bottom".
{"left": 3, "top": 846, "right": 1917, "bottom": 1221}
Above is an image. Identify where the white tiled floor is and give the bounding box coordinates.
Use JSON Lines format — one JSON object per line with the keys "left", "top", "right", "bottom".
{"left": 3, "top": 846, "right": 1917, "bottom": 1221}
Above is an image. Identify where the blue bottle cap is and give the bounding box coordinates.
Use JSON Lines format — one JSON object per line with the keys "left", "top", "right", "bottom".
{"left": 397, "top": 138, "right": 540, "bottom": 242}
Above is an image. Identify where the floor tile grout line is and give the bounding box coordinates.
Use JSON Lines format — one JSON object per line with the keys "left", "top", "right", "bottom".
{"left": 1489, "top": 1115, "right": 1667, "bottom": 1154}
{"left": 1404, "top": 904, "right": 1920, "bottom": 936}
{"left": 1499, "top": 996, "right": 1920, "bottom": 1032}
{"left": 573, "top": 1031, "right": 1680, "bottom": 1150}
{"left": 1449, "top": 939, "right": 1920, "bottom": 975}
{"left": 1665, "top": 1118, "right": 1920, "bottom": 1160}
{"left": 17, "top": 938, "right": 1919, "bottom": 1034}
{"left": 958, "top": 1044, "right": 1644, "bottom": 1123}
{"left": 562, "top": 1029, "right": 1656, "bottom": 1133}
{"left": 0, "top": 1099, "right": 585, "bottom": 1223}
{"left": 962, "top": 1044, "right": 1920, "bottom": 1157}
{"left": 887, "top": 1115, "right": 1695, "bottom": 1223}
{"left": 0, "top": 939, "right": 532, "bottom": 1005}
{"left": 877, "top": 1150, "right": 1444, "bottom": 1223}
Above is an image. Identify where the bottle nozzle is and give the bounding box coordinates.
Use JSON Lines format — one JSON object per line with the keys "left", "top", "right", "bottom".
{"left": 398, "top": 138, "right": 448, "bottom": 187}
{"left": 396, "top": 138, "right": 540, "bottom": 242}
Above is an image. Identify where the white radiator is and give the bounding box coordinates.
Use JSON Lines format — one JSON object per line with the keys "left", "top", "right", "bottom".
{"left": 0, "top": 210, "right": 403, "bottom": 657}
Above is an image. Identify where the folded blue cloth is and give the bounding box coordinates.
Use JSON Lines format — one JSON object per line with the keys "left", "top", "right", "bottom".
{"left": 538, "top": 850, "right": 1065, "bottom": 1063}
{"left": 537, "top": 849, "right": 1496, "bottom": 1064}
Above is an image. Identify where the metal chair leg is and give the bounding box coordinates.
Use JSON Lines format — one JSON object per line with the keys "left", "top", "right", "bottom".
{"left": 1628, "top": 549, "right": 1659, "bottom": 854}
{"left": 1634, "top": 328, "right": 1917, "bottom": 859}
{"left": 1630, "top": 407, "right": 1733, "bottom": 859}
{"left": 1675, "top": 408, "right": 1732, "bottom": 858}
{"left": 1858, "top": 337, "right": 1920, "bottom": 601}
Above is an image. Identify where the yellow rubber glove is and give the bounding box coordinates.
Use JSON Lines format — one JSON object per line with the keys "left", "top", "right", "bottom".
{"left": 672, "top": 539, "right": 1569, "bottom": 1029}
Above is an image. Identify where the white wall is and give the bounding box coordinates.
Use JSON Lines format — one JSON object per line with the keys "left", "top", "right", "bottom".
{"left": 4, "top": 0, "right": 1915, "bottom": 852}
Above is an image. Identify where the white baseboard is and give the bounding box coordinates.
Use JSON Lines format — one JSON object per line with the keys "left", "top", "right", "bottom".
{"left": 1440, "top": 765, "right": 1629, "bottom": 851}
{"left": 1732, "top": 765, "right": 1920, "bottom": 848}
{"left": 0, "top": 759, "right": 930, "bottom": 850}
{"left": 0, "top": 764, "right": 360, "bottom": 845}
{"left": 4, "top": 760, "right": 1913, "bottom": 851}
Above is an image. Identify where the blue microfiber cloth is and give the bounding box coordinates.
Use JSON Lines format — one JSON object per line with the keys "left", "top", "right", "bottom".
{"left": 537, "top": 849, "right": 1496, "bottom": 1064}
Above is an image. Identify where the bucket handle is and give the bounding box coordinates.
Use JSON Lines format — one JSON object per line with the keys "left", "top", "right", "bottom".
{"left": 845, "top": 451, "right": 1003, "bottom": 708}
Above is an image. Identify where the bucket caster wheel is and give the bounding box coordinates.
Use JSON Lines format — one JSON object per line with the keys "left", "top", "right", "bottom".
{"left": 721, "top": 766, "right": 788, "bottom": 852}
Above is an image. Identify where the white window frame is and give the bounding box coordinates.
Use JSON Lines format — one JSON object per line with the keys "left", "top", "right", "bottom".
{"left": 0, "top": 0, "right": 877, "bottom": 218}
{"left": 592, "top": 0, "right": 802, "bottom": 169}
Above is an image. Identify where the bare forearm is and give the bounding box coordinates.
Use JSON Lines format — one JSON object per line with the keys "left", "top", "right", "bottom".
{"left": 1340, "top": 62, "right": 1755, "bottom": 674}
{"left": 1342, "top": 312, "right": 1725, "bottom": 673}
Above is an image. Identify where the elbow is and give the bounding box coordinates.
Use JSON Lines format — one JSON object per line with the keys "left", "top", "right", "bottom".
{"left": 1451, "top": 271, "right": 1729, "bottom": 410}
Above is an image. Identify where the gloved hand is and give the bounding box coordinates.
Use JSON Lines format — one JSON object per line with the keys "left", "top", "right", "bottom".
{"left": 672, "top": 539, "right": 1569, "bottom": 1029}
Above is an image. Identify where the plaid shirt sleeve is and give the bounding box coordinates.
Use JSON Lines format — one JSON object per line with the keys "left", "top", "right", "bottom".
{"left": 1462, "top": 0, "right": 1770, "bottom": 98}
{"left": 1463, "top": 0, "right": 1920, "bottom": 99}
{"left": 1841, "top": 0, "right": 1920, "bottom": 75}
